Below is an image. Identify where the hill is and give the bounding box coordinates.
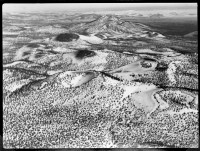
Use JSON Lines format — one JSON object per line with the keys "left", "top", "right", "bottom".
{"left": 184, "top": 31, "right": 198, "bottom": 38}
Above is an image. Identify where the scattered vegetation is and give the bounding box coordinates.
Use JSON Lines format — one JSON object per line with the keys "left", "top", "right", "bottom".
{"left": 140, "top": 61, "right": 152, "bottom": 68}
{"left": 174, "top": 74, "right": 198, "bottom": 90}
{"left": 134, "top": 71, "right": 170, "bottom": 87}
{"left": 155, "top": 62, "right": 168, "bottom": 71}
{"left": 158, "top": 90, "right": 193, "bottom": 107}
{"left": 187, "top": 53, "right": 198, "bottom": 64}
{"left": 3, "top": 12, "right": 198, "bottom": 148}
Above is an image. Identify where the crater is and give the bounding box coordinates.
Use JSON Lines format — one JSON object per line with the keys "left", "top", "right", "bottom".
{"left": 55, "top": 33, "right": 79, "bottom": 42}
{"left": 75, "top": 49, "right": 96, "bottom": 59}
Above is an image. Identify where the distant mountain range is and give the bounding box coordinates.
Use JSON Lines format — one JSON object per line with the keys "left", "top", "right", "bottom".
{"left": 84, "top": 9, "right": 197, "bottom": 18}
{"left": 149, "top": 13, "right": 164, "bottom": 18}
{"left": 69, "top": 15, "right": 151, "bottom": 35}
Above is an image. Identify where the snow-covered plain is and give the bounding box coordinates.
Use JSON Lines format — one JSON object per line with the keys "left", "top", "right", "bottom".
{"left": 58, "top": 71, "right": 96, "bottom": 88}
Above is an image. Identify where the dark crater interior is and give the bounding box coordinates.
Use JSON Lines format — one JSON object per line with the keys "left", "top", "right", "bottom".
{"left": 75, "top": 49, "right": 96, "bottom": 59}
{"left": 55, "top": 33, "right": 79, "bottom": 42}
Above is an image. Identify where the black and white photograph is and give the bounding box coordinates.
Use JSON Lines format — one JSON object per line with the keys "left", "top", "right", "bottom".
{"left": 2, "top": 3, "right": 198, "bottom": 148}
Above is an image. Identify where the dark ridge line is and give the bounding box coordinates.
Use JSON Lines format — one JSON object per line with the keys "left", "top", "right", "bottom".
{"left": 135, "top": 52, "right": 162, "bottom": 56}
{"left": 92, "top": 43, "right": 138, "bottom": 49}
{"left": 70, "top": 47, "right": 92, "bottom": 51}
{"left": 132, "top": 79, "right": 198, "bottom": 92}
{"left": 91, "top": 44, "right": 163, "bottom": 56}
{"left": 100, "top": 71, "right": 123, "bottom": 82}
{"left": 3, "top": 67, "right": 48, "bottom": 77}
{"left": 157, "top": 85, "right": 198, "bottom": 92}
{"left": 89, "top": 44, "right": 135, "bottom": 56}
{"left": 84, "top": 16, "right": 102, "bottom": 24}
{"left": 3, "top": 59, "right": 44, "bottom": 66}
{"left": 169, "top": 47, "right": 197, "bottom": 54}
{"left": 46, "top": 50, "right": 60, "bottom": 54}
{"left": 179, "top": 72, "right": 198, "bottom": 78}
{"left": 142, "top": 57, "right": 158, "bottom": 62}
{"left": 104, "top": 37, "right": 144, "bottom": 41}
{"left": 9, "top": 70, "right": 98, "bottom": 97}
{"left": 3, "top": 59, "right": 31, "bottom": 65}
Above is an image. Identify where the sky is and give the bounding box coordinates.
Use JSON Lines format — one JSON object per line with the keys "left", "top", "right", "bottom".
{"left": 3, "top": 3, "right": 197, "bottom": 13}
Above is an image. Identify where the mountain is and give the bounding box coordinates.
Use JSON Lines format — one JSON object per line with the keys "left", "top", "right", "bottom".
{"left": 170, "top": 12, "right": 178, "bottom": 16}
{"left": 149, "top": 13, "right": 164, "bottom": 18}
{"left": 3, "top": 67, "right": 46, "bottom": 93}
{"left": 69, "top": 15, "right": 152, "bottom": 35}
{"left": 184, "top": 31, "right": 198, "bottom": 38}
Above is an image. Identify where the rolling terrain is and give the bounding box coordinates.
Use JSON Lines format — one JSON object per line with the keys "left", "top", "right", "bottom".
{"left": 3, "top": 11, "right": 198, "bottom": 148}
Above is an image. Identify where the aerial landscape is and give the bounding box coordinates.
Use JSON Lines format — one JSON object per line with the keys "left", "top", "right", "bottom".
{"left": 3, "top": 3, "right": 198, "bottom": 148}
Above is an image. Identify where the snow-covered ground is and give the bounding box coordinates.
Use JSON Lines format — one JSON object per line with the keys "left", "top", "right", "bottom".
{"left": 123, "top": 51, "right": 133, "bottom": 55}
{"left": 167, "top": 108, "right": 198, "bottom": 115}
{"left": 14, "top": 47, "right": 31, "bottom": 60}
{"left": 24, "top": 26, "right": 32, "bottom": 29}
{"left": 47, "top": 70, "right": 62, "bottom": 75}
{"left": 58, "top": 71, "right": 74, "bottom": 78}
{"left": 117, "top": 82, "right": 161, "bottom": 117}
{"left": 62, "top": 50, "right": 108, "bottom": 66}
{"left": 111, "top": 60, "right": 141, "bottom": 73}
{"left": 79, "top": 34, "right": 103, "bottom": 44}
{"left": 70, "top": 74, "right": 85, "bottom": 87}
{"left": 4, "top": 79, "right": 31, "bottom": 92}
{"left": 3, "top": 60, "right": 41, "bottom": 69}
{"left": 3, "top": 31, "right": 20, "bottom": 35}
{"left": 166, "top": 62, "right": 177, "bottom": 84}
{"left": 3, "top": 61, "right": 24, "bottom": 67}
{"left": 3, "top": 53, "right": 10, "bottom": 56}
{"left": 85, "top": 51, "right": 108, "bottom": 64}
{"left": 152, "top": 32, "right": 165, "bottom": 38}
{"left": 160, "top": 90, "right": 195, "bottom": 106}
{"left": 53, "top": 47, "right": 73, "bottom": 53}
{"left": 103, "top": 76, "right": 120, "bottom": 86}
{"left": 92, "top": 65, "right": 106, "bottom": 71}
{"left": 120, "top": 82, "right": 157, "bottom": 100}
{"left": 154, "top": 93, "right": 169, "bottom": 110}
{"left": 58, "top": 71, "right": 96, "bottom": 88}
{"left": 111, "top": 59, "right": 157, "bottom": 79}
{"left": 173, "top": 90, "right": 194, "bottom": 103}
{"left": 3, "top": 41, "right": 11, "bottom": 46}
{"left": 3, "top": 70, "right": 14, "bottom": 82}
{"left": 136, "top": 48, "right": 179, "bottom": 57}
{"left": 36, "top": 26, "right": 67, "bottom": 34}
{"left": 194, "top": 96, "right": 198, "bottom": 105}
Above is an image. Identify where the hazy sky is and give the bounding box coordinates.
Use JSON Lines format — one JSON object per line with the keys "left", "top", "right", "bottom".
{"left": 3, "top": 3, "right": 197, "bottom": 13}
